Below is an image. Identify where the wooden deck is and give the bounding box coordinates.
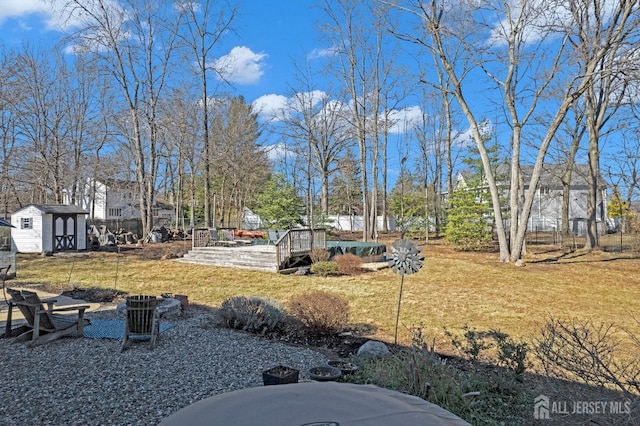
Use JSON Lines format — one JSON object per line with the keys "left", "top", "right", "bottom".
{"left": 177, "top": 245, "right": 278, "bottom": 272}
{"left": 184, "top": 228, "right": 327, "bottom": 272}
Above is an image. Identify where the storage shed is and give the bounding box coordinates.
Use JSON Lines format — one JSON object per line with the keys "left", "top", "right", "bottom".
{"left": 11, "top": 204, "right": 89, "bottom": 253}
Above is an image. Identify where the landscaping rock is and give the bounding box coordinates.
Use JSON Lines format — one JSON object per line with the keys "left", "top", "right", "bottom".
{"left": 294, "top": 267, "right": 310, "bottom": 276}
{"left": 356, "top": 340, "right": 390, "bottom": 359}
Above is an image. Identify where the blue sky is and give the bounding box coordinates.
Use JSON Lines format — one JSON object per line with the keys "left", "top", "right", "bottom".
{"left": 0, "top": 1, "right": 423, "bottom": 151}
{"left": 2, "top": 1, "right": 625, "bottom": 195}
{"left": 0, "top": 0, "right": 327, "bottom": 107}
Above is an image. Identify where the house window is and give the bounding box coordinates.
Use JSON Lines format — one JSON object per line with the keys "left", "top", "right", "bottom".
{"left": 21, "top": 217, "right": 32, "bottom": 229}
{"left": 108, "top": 208, "right": 122, "bottom": 217}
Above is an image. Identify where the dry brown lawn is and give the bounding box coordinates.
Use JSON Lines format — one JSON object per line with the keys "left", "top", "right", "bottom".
{"left": 10, "top": 234, "right": 640, "bottom": 363}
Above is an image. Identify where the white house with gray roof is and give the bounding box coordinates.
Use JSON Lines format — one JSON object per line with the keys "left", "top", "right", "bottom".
{"left": 453, "top": 164, "right": 610, "bottom": 235}
{"left": 11, "top": 204, "right": 88, "bottom": 253}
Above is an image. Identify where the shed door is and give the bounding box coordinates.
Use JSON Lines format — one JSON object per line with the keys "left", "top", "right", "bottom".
{"left": 53, "top": 215, "right": 77, "bottom": 252}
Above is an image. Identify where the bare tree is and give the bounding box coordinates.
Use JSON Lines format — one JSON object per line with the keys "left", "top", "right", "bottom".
{"left": 566, "top": 0, "right": 640, "bottom": 250}
{"left": 392, "top": 0, "right": 640, "bottom": 262}
{"left": 9, "top": 47, "right": 87, "bottom": 204}
{"left": 320, "top": 0, "right": 374, "bottom": 241}
{"left": 177, "top": 0, "right": 238, "bottom": 228}
{"left": 281, "top": 66, "right": 354, "bottom": 222}
{"left": 57, "top": 0, "right": 182, "bottom": 238}
{"left": 0, "top": 48, "right": 22, "bottom": 214}
{"left": 156, "top": 87, "right": 202, "bottom": 229}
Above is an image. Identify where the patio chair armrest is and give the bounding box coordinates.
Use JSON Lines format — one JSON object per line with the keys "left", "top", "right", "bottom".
{"left": 38, "top": 298, "right": 58, "bottom": 311}
{"left": 36, "top": 305, "right": 90, "bottom": 315}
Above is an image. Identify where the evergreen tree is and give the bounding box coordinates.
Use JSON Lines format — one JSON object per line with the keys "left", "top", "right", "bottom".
{"left": 389, "top": 171, "right": 428, "bottom": 236}
{"left": 254, "top": 174, "right": 304, "bottom": 229}
{"left": 444, "top": 136, "right": 498, "bottom": 249}
{"left": 444, "top": 181, "right": 492, "bottom": 250}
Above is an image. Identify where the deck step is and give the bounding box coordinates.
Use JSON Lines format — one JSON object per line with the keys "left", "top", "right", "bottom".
{"left": 177, "top": 245, "right": 278, "bottom": 272}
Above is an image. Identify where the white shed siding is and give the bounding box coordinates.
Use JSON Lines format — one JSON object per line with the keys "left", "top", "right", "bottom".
{"left": 78, "top": 216, "right": 87, "bottom": 250}
{"left": 42, "top": 214, "right": 53, "bottom": 252}
{"left": 11, "top": 206, "right": 44, "bottom": 253}
{"left": 11, "top": 204, "right": 89, "bottom": 253}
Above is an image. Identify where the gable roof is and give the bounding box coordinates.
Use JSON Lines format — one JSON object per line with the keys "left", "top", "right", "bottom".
{"left": 519, "top": 164, "right": 596, "bottom": 190}
{"left": 494, "top": 163, "right": 606, "bottom": 190}
{"left": 19, "top": 204, "right": 89, "bottom": 215}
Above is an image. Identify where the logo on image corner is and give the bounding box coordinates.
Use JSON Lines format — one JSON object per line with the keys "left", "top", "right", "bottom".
{"left": 534, "top": 394, "right": 550, "bottom": 420}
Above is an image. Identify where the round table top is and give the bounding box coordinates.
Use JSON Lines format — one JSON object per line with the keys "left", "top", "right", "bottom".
{"left": 159, "top": 382, "right": 470, "bottom": 426}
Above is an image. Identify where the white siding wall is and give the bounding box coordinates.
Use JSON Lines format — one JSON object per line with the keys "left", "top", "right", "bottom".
{"left": 76, "top": 216, "right": 87, "bottom": 250}
{"left": 93, "top": 181, "right": 108, "bottom": 219}
{"left": 42, "top": 215, "right": 53, "bottom": 252}
{"left": 11, "top": 207, "right": 88, "bottom": 253}
{"left": 11, "top": 206, "right": 44, "bottom": 253}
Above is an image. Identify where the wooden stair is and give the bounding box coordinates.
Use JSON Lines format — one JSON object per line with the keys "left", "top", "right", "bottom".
{"left": 177, "top": 245, "right": 278, "bottom": 272}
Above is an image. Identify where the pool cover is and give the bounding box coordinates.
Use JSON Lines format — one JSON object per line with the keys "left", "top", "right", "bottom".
{"left": 326, "top": 241, "right": 386, "bottom": 258}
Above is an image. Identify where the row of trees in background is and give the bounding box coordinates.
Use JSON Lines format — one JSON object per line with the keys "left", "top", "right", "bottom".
{"left": 0, "top": 0, "right": 271, "bottom": 236}
{"left": 1, "top": 0, "right": 640, "bottom": 262}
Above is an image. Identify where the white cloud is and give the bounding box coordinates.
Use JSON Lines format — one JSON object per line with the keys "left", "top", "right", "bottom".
{"left": 0, "top": 0, "right": 122, "bottom": 32}
{"left": 253, "top": 91, "right": 334, "bottom": 122}
{"left": 212, "top": 46, "right": 267, "bottom": 85}
{"left": 289, "top": 90, "right": 329, "bottom": 111}
{"left": 0, "top": 0, "right": 49, "bottom": 25}
{"left": 265, "top": 141, "right": 295, "bottom": 163}
{"left": 252, "top": 94, "right": 290, "bottom": 121}
{"left": 306, "top": 46, "right": 338, "bottom": 60}
{"left": 387, "top": 106, "right": 423, "bottom": 134}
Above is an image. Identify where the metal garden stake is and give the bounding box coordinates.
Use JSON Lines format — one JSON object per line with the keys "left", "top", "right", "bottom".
{"left": 389, "top": 239, "right": 425, "bottom": 345}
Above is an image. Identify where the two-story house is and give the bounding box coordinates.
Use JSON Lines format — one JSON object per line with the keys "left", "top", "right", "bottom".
{"left": 65, "top": 178, "right": 175, "bottom": 225}
{"left": 453, "top": 164, "right": 610, "bottom": 236}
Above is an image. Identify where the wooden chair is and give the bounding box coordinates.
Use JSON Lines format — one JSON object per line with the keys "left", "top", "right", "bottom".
{"left": 220, "top": 229, "right": 238, "bottom": 246}
{"left": 121, "top": 295, "right": 160, "bottom": 351}
{"left": 206, "top": 228, "right": 220, "bottom": 247}
{"left": 6, "top": 288, "right": 90, "bottom": 348}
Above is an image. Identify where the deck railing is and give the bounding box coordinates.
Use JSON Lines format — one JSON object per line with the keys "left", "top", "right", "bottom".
{"left": 275, "top": 228, "right": 326, "bottom": 270}
{"left": 192, "top": 227, "right": 326, "bottom": 271}
{"left": 192, "top": 228, "right": 211, "bottom": 248}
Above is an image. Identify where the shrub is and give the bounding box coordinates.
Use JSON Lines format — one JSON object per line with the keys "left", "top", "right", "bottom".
{"left": 219, "top": 296, "right": 285, "bottom": 335}
{"left": 444, "top": 325, "right": 494, "bottom": 361}
{"left": 310, "top": 260, "right": 340, "bottom": 276}
{"left": 533, "top": 316, "right": 640, "bottom": 394}
{"left": 445, "top": 325, "right": 530, "bottom": 377}
{"left": 287, "top": 291, "right": 349, "bottom": 335}
{"left": 333, "top": 253, "right": 363, "bottom": 275}
{"left": 310, "top": 247, "right": 330, "bottom": 263}
{"left": 343, "top": 327, "right": 532, "bottom": 425}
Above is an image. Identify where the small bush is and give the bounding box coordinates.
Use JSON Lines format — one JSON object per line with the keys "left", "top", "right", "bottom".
{"left": 493, "top": 331, "right": 530, "bottom": 377}
{"left": 219, "top": 296, "right": 285, "bottom": 335}
{"left": 310, "top": 261, "right": 340, "bottom": 276}
{"left": 310, "top": 247, "right": 330, "bottom": 263}
{"left": 333, "top": 253, "right": 363, "bottom": 275}
{"left": 533, "top": 316, "right": 640, "bottom": 394}
{"left": 444, "top": 325, "right": 494, "bottom": 361}
{"left": 445, "top": 325, "right": 530, "bottom": 377}
{"left": 343, "top": 330, "right": 532, "bottom": 424}
{"left": 288, "top": 291, "right": 349, "bottom": 335}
